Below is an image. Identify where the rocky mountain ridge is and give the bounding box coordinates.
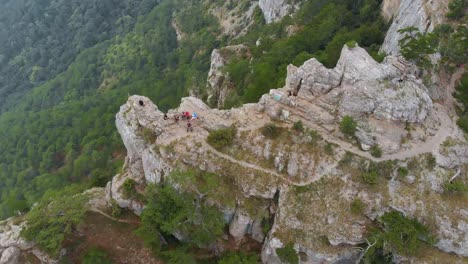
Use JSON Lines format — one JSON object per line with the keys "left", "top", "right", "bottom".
{"left": 106, "top": 44, "right": 467, "bottom": 263}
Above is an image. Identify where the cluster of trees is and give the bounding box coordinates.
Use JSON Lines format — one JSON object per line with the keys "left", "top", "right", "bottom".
{"left": 0, "top": 0, "right": 221, "bottom": 219}
{"left": 0, "top": 0, "right": 160, "bottom": 113}
{"left": 223, "top": 0, "right": 388, "bottom": 108}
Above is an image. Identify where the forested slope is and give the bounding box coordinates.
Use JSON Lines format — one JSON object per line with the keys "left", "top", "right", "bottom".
{"left": 0, "top": 0, "right": 388, "bottom": 219}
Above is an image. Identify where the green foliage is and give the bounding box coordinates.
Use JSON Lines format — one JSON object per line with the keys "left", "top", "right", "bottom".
{"left": 426, "top": 154, "right": 437, "bottom": 169}
{"left": 82, "top": 248, "right": 113, "bottom": 264}
{"left": 293, "top": 120, "right": 304, "bottom": 132}
{"left": 218, "top": 252, "right": 260, "bottom": 264}
{"left": 137, "top": 184, "right": 225, "bottom": 248}
{"left": 346, "top": 40, "right": 357, "bottom": 48}
{"left": 398, "top": 167, "right": 409, "bottom": 177}
{"left": 380, "top": 211, "right": 434, "bottom": 256}
{"left": 361, "top": 171, "right": 379, "bottom": 185}
{"left": 160, "top": 247, "right": 196, "bottom": 264}
{"left": 308, "top": 129, "right": 322, "bottom": 145}
{"left": 276, "top": 243, "right": 298, "bottom": 264}
{"left": 261, "top": 123, "right": 282, "bottom": 139}
{"left": 340, "top": 116, "right": 357, "bottom": 137}
{"left": 207, "top": 126, "right": 237, "bottom": 150}
{"left": 370, "top": 144, "right": 382, "bottom": 158}
{"left": 455, "top": 73, "right": 468, "bottom": 132}
{"left": 224, "top": 0, "right": 387, "bottom": 105}
{"left": 443, "top": 180, "right": 468, "bottom": 194}
{"left": 109, "top": 200, "right": 123, "bottom": 218}
{"left": 121, "top": 179, "right": 137, "bottom": 199}
{"left": 398, "top": 27, "right": 439, "bottom": 68}
{"left": 0, "top": 0, "right": 221, "bottom": 219}
{"left": 350, "top": 198, "right": 365, "bottom": 214}
{"left": 447, "top": 0, "right": 466, "bottom": 20}
{"left": 21, "top": 186, "right": 88, "bottom": 256}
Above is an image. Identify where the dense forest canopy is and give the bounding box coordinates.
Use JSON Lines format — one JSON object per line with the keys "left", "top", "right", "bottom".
{"left": 0, "top": 0, "right": 388, "bottom": 219}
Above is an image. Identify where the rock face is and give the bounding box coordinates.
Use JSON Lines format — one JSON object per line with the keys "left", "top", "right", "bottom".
{"left": 259, "top": 0, "right": 292, "bottom": 23}
{"left": 380, "top": 0, "right": 448, "bottom": 55}
{"left": 262, "top": 45, "right": 435, "bottom": 154}
{"left": 207, "top": 45, "right": 249, "bottom": 108}
{"left": 112, "top": 44, "right": 467, "bottom": 262}
{"left": 0, "top": 218, "right": 55, "bottom": 263}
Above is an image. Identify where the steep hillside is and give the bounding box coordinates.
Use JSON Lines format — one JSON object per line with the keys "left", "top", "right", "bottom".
{"left": 0, "top": 0, "right": 466, "bottom": 263}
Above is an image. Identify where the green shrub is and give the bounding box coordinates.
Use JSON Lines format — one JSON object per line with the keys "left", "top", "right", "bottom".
{"left": 370, "top": 144, "right": 382, "bottom": 158}
{"left": 340, "top": 116, "right": 357, "bottom": 137}
{"left": 261, "top": 123, "right": 281, "bottom": 139}
{"left": 293, "top": 120, "right": 304, "bottom": 132}
{"left": 426, "top": 154, "right": 436, "bottom": 169}
{"left": 82, "top": 248, "right": 113, "bottom": 264}
{"left": 398, "top": 167, "right": 409, "bottom": 177}
{"left": 308, "top": 129, "right": 322, "bottom": 145}
{"left": 207, "top": 126, "right": 236, "bottom": 150}
{"left": 457, "top": 116, "right": 468, "bottom": 133}
{"left": 121, "top": 178, "right": 137, "bottom": 199}
{"left": 276, "top": 243, "right": 298, "bottom": 264}
{"left": 218, "top": 252, "right": 260, "bottom": 264}
{"left": 350, "top": 198, "right": 365, "bottom": 214}
{"left": 21, "top": 187, "right": 88, "bottom": 256}
{"left": 137, "top": 185, "right": 225, "bottom": 248}
{"left": 109, "top": 199, "right": 122, "bottom": 218}
{"left": 346, "top": 40, "right": 357, "bottom": 48}
{"left": 443, "top": 180, "right": 468, "bottom": 194}
{"left": 447, "top": 0, "right": 465, "bottom": 20}
{"left": 361, "top": 171, "right": 378, "bottom": 185}
{"left": 380, "top": 211, "right": 434, "bottom": 256}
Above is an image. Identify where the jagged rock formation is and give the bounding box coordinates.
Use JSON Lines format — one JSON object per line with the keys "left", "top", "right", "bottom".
{"left": 209, "top": 2, "right": 259, "bottom": 37}
{"left": 380, "top": 0, "right": 448, "bottom": 55}
{"left": 0, "top": 218, "right": 56, "bottom": 264}
{"left": 207, "top": 45, "right": 250, "bottom": 108}
{"left": 259, "top": 0, "right": 293, "bottom": 24}
{"left": 109, "top": 45, "right": 467, "bottom": 263}
{"left": 263, "top": 45, "right": 436, "bottom": 153}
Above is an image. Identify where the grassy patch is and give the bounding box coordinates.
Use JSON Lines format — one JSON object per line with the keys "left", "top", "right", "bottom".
{"left": 276, "top": 243, "right": 298, "bottom": 264}
{"left": 340, "top": 116, "right": 357, "bottom": 137}
{"left": 350, "top": 198, "right": 365, "bottom": 214}
{"left": 370, "top": 144, "right": 382, "bottom": 158}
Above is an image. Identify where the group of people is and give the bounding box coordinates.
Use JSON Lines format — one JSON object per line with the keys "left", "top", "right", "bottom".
{"left": 163, "top": 111, "right": 198, "bottom": 132}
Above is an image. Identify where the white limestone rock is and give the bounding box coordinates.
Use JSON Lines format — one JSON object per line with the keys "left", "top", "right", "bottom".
{"left": 0, "top": 246, "right": 20, "bottom": 264}
{"left": 259, "top": 0, "right": 292, "bottom": 24}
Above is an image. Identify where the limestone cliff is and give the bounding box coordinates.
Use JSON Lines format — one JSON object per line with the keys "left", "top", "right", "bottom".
{"left": 207, "top": 45, "right": 250, "bottom": 108}
{"left": 259, "top": 0, "right": 293, "bottom": 24}
{"left": 380, "top": 0, "right": 449, "bottom": 55}
{"left": 109, "top": 45, "right": 467, "bottom": 263}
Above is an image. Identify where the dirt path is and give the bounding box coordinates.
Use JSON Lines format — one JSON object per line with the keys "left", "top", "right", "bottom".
{"left": 157, "top": 95, "right": 458, "bottom": 171}
{"left": 201, "top": 139, "right": 293, "bottom": 184}
{"left": 89, "top": 209, "right": 140, "bottom": 225}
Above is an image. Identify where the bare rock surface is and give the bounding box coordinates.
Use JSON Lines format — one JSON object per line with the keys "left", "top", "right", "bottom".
{"left": 110, "top": 44, "right": 467, "bottom": 262}
{"left": 380, "top": 0, "right": 448, "bottom": 55}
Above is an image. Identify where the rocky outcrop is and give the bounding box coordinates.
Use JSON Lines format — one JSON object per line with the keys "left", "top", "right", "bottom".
{"left": 207, "top": 45, "right": 249, "bottom": 108}
{"left": 261, "top": 45, "right": 435, "bottom": 154}
{"left": 259, "top": 0, "right": 293, "bottom": 24}
{"left": 112, "top": 43, "right": 467, "bottom": 262}
{"left": 0, "top": 246, "right": 20, "bottom": 264}
{"left": 0, "top": 218, "right": 55, "bottom": 263}
{"left": 380, "top": 0, "right": 448, "bottom": 55}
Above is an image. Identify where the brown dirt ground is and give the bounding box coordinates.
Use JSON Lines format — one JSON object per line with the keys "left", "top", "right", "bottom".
{"left": 63, "top": 211, "right": 162, "bottom": 264}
